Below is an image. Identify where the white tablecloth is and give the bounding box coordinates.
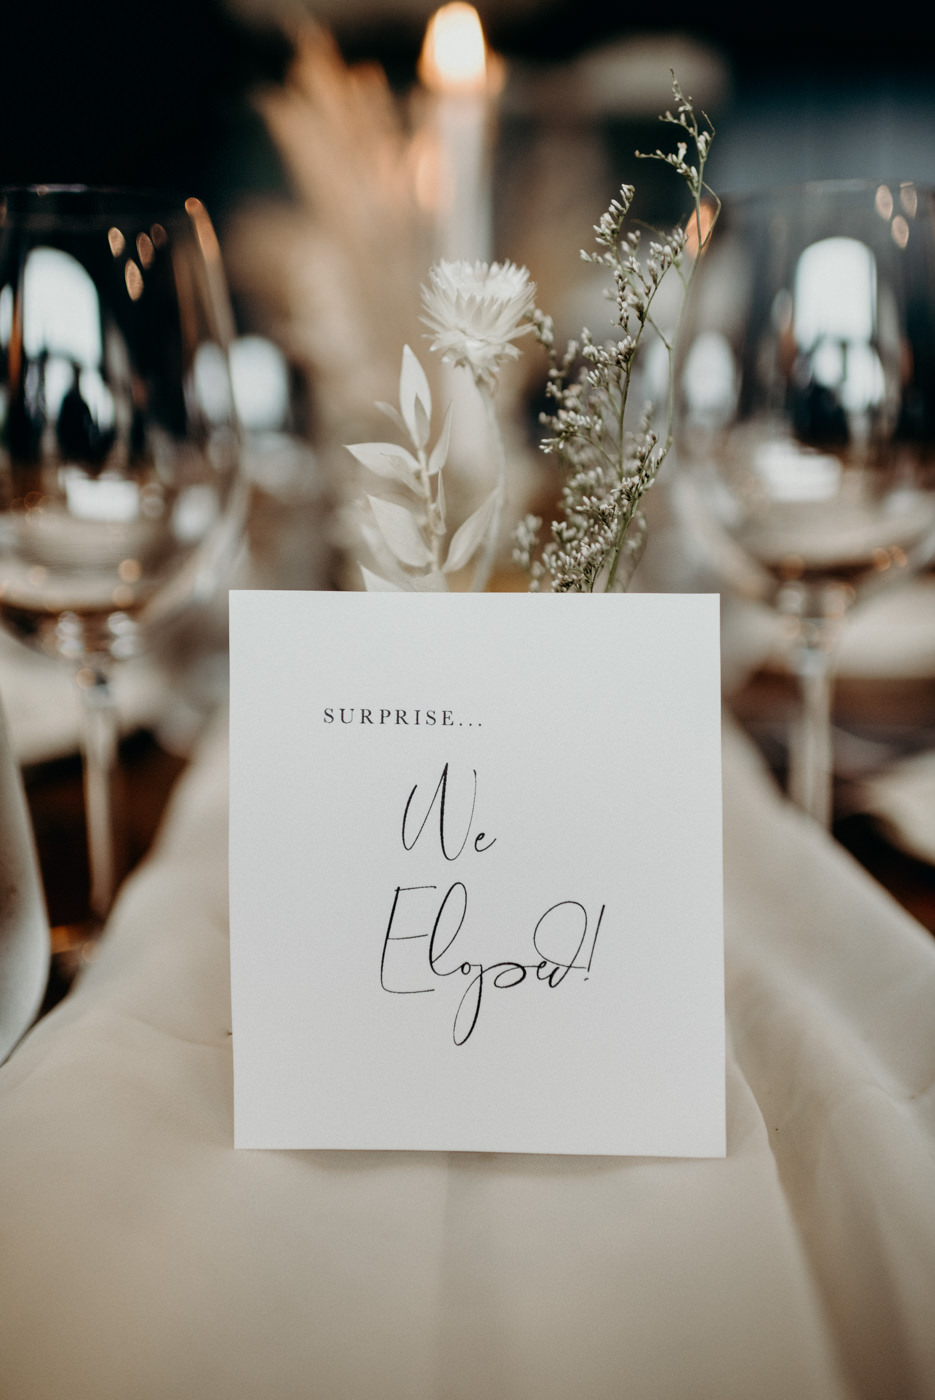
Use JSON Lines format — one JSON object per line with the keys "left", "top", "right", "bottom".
{"left": 0, "top": 712, "right": 933, "bottom": 1400}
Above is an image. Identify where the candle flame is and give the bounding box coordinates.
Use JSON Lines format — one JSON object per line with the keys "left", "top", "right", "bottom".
{"left": 419, "top": 3, "right": 489, "bottom": 96}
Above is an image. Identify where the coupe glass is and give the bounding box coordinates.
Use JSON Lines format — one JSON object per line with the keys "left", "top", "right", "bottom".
{"left": 674, "top": 180, "right": 935, "bottom": 826}
{"left": 0, "top": 186, "right": 245, "bottom": 923}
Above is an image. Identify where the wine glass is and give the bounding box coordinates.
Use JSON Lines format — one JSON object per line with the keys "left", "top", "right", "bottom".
{"left": 0, "top": 186, "right": 245, "bottom": 926}
{"left": 674, "top": 180, "right": 935, "bottom": 826}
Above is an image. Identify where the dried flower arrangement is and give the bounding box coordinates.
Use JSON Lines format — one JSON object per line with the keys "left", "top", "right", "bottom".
{"left": 349, "top": 76, "right": 718, "bottom": 594}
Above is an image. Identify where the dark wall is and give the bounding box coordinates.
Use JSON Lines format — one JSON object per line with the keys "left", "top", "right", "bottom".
{"left": 3, "top": 1, "right": 932, "bottom": 218}
{"left": 0, "top": 0, "right": 292, "bottom": 226}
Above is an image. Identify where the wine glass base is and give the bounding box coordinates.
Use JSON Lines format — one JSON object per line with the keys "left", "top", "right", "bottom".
{"left": 730, "top": 665, "right": 935, "bottom": 785}
{"left": 725, "top": 666, "right": 935, "bottom": 939}
{"left": 24, "top": 727, "right": 188, "bottom": 1011}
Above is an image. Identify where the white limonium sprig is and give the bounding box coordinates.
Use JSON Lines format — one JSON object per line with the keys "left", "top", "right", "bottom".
{"left": 347, "top": 261, "right": 535, "bottom": 592}
{"left": 514, "top": 75, "right": 718, "bottom": 593}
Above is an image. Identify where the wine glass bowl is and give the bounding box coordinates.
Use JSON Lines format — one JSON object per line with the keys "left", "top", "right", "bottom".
{"left": 0, "top": 186, "right": 245, "bottom": 921}
{"left": 675, "top": 180, "right": 935, "bottom": 823}
{"left": 0, "top": 185, "right": 243, "bottom": 666}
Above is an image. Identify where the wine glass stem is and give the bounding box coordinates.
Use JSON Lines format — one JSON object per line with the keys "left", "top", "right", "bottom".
{"left": 788, "top": 627, "right": 836, "bottom": 828}
{"left": 77, "top": 667, "right": 121, "bottom": 923}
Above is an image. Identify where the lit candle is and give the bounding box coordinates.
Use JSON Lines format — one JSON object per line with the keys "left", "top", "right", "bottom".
{"left": 417, "top": 3, "right": 502, "bottom": 265}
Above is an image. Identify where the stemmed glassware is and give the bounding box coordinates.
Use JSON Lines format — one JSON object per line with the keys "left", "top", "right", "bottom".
{"left": 674, "top": 180, "right": 935, "bottom": 826}
{"left": 0, "top": 186, "right": 245, "bottom": 926}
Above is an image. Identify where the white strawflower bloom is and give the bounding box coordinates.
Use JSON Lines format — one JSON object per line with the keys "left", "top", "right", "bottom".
{"left": 421, "top": 259, "right": 537, "bottom": 388}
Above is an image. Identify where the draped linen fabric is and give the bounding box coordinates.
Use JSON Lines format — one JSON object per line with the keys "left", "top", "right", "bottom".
{"left": 0, "top": 714, "right": 933, "bottom": 1400}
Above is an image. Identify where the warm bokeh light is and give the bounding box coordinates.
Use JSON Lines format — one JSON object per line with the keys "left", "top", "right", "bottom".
{"left": 418, "top": 3, "right": 488, "bottom": 96}
{"left": 124, "top": 259, "right": 144, "bottom": 301}
{"left": 876, "top": 183, "right": 915, "bottom": 246}
{"left": 685, "top": 198, "right": 718, "bottom": 259}
{"left": 185, "top": 197, "right": 221, "bottom": 263}
{"left": 117, "top": 558, "right": 142, "bottom": 583}
{"left": 900, "top": 182, "right": 918, "bottom": 218}
{"left": 875, "top": 184, "right": 894, "bottom": 220}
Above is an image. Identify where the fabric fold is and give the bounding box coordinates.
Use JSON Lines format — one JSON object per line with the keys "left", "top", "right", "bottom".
{"left": 0, "top": 711, "right": 931, "bottom": 1399}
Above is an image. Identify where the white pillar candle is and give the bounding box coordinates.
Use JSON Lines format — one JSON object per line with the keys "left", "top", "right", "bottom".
{"left": 415, "top": 5, "right": 507, "bottom": 509}
{"left": 417, "top": 2, "right": 502, "bottom": 266}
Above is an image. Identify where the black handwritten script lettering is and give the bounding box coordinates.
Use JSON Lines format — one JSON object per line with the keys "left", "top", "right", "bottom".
{"left": 378, "top": 763, "right": 605, "bottom": 1045}
{"left": 401, "top": 762, "right": 496, "bottom": 860}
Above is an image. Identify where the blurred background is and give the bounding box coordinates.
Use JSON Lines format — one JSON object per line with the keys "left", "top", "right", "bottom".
{"left": 4, "top": 0, "right": 934, "bottom": 430}
{"left": 4, "top": 0, "right": 935, "bottom": 239}
{"left": 5, "top": 0, "right": 935, "bottom": 422}
{"left": 2, "top": 0, "right": 935, "bottom": 954}
{"left": 5, "top": 1, "right": 935, "bottom": 200}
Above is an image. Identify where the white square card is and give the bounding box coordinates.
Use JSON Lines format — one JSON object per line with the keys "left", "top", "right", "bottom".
{"left": 229, "top": 590, "right": 724, "bottom": 1157}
